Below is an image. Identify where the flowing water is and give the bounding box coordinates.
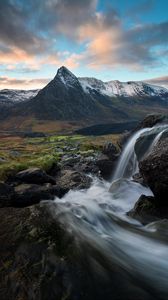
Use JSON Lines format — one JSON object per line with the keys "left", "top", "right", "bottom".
{"left": 50, "top": 125, "right": 168, "bottom": 300}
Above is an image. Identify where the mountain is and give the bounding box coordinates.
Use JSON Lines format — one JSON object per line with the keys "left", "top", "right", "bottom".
{"left": 79, "top": 77, "right": 168, "bottom": 99}
{"left": 0, "top": 89, "right": 39, "bottom": 120}
{"left": 0, "top": 66, "right": 168, "bottom": 129}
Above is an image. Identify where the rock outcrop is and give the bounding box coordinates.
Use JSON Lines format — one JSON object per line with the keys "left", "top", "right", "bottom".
{"left": 96, "top": 142, "right": 120, "bottom": 180}
{"left": 128, "top": 195, "right": 168, "bottom": 225}
{"left": 13, "top": 168, "right": 56, "bottom": 185}
{"left": 135, "top": 114, "right": 168, "bottom": 131}
{"left": 139, "top": 137, "right": 168, "bottom": 203}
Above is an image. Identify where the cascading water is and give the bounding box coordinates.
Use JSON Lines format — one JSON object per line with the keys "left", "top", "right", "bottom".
{"left": 48, "top": 124, "right": 168, "bottom": 300}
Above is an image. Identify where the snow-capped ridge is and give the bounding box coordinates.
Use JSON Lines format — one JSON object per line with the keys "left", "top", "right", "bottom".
{"left": 78, "top": 77, "right": 168, "bottom": 99}
{"left": 0, "top": 89, "right": 39, "bottom": 105}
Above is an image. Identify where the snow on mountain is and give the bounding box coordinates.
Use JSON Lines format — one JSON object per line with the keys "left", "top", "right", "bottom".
{"left": 0, "top": 89, "right": 39, "bottom": 106}
{"left": 78, "top": 77, "right": 168, "bottom": 99}
{"left": 0, "top": 67, "right": 167, "bottom": 109}
{"left": 55, "top": 66, "right": 79, "bottom": 87}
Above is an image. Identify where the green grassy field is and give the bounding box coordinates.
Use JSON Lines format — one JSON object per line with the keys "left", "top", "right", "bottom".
{"left": 0, "top": 133, "right": 121, "bottom": 181}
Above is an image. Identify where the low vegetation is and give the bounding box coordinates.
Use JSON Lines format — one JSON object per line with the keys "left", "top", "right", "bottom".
{"left": 0, "top": 133, "right": 121, "bottom": 181}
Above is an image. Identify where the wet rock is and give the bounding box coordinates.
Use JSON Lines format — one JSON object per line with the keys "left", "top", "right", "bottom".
{"left": 95, "top": 142, "right": 120, "bottom": 180}
{"left": 13, "top": 184, "right": 68, "bottom": 207}
{"left": 0, "top": 183, "right": 15, "bottom": 207}
{"left": 56, "top": 169, "right": 92, "bottom": 190}
{"left": 134, "top": 132, "right": 156, "bottom": 162}
{"left": 145, "top": 219, "right": 168, "bottom": 233}
{"left": 13, "top": 168, "right": 56, "bottom": 185}
{"left": 128, "top": 195, "right": 168, "bottom": 225}
{"left": 96, "top": 154, "right": 117, "bottom": 180}
{"left": 139, "top": 137, "right": 168, "bottom": 203}
{"left": 135, "top": 128, "right": 168, "bottom": 162}
{"left": 132, "top": 173, "right": 145, "bottom": 185}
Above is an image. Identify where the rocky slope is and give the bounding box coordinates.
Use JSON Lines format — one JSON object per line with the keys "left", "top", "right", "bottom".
{"left": 0, "top": 67, "right": 168, "bottom": 126}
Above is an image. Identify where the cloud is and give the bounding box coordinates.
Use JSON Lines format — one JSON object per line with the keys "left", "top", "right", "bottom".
{"left": 0, "top": 0, "right": 97, "bottom": 72}
{"left": 0, "top": 76, "right": 50, "bottom": 89}
{"left": 0, "top": 0, "right": 49, "bottom": 55}
{"left": 78, "top": 15, "right": 168, "bottom": 71}
{"left": 144, "top": 76, "right": 168, "bottom": 88}
{"left": 0, "top": 0, "right": 167, "bottom": 77}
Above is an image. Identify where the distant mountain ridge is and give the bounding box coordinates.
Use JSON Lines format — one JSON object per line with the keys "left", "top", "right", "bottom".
{"left": 0, "top": 66, "right": 168, "bottom": 126}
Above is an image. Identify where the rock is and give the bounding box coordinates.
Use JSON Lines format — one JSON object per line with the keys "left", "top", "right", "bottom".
{"left": 139, "top": 137, "right": 168, "bottom": 203}
{"left": 102, "top": 142, "right": 120, "bottom": 160}
{"left": 0, "top": 182, "right": 68, "bottom": 208}
{"left": 135, "top": 128, "right": 168, "bottom": 162}
{"left": 135, "top": 114, "right": 167, "bottom": 131}
{"left": 0, "top": 183, "right": 15, "bottom": 207}
{"left": 0, "top": 157, "right": 7, "bottom": 163}
{"left": 76, "top": 159, "right": 99, "bottom": 175}
{"left": 95, "top": 142, "right": 120, "bottom": 180}
{"left": 13, "top": 184, "right": 55, "bottom": 207}
{"left": 127, "top": 195, "right": 168, "bottom": 225}
{"left": 134, "top": 132, "right": 156, "bottom": 162}
{"left": 13, "top": 168, "right": 56, "bottom": 185}
{"left": 132, "top": 173, "right": 146, "bottom": 185}
{"left": 96, "top": 154, "right": 117, "bottom": 180}
{"left": 61, "top": 155, "right": 81, "bottom": 168}
{"left": 13, "top": 184, "right": 67, "bottom": 207}
{"left": 56, "top": 169, "right": 92, "bottom": 190}
{"left": 145, "top": 219, "right": 168, "bottom": 236}
{"left": 47, "top": 163, "right": 61, "bottom": 177}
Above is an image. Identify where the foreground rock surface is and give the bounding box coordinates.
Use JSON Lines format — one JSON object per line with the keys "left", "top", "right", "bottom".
{"left": 11, "top": 167, "right": 56, "bottom": 185}
{"left": 128, "top": 195, "right": 168, "bottom": 225}
{"left": 96, "top": 142, "right": 120, "bottom": 180}
{"left": 0, "top": 204, "right": 155, "bottom": 300}
{"left": 139, "top": 137, "right": 168, "bottom": 203}
{"left": 56, "top": 169, "right": 92, "bottom": 190}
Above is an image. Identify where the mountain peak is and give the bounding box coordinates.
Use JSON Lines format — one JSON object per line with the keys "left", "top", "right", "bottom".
{"left": 54, "top": 66, "right": 78, "bottom": 87}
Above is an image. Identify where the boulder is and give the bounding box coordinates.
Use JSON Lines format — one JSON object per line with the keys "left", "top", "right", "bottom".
{"left": 135, "top": 114, "right": 167, "bottom": 131}
{"left": 139, "top": 137, "right": 168, "bottom": 203}
{"left": 0, "top": 183, "right": 15, "bottom": 207}
{"left": 95, "top": 142, "right": 120, "bottom": 180}
{"left": 0, "top": 182, "right": 68, "bottom": 208}
{"left": 135, "top": 128, "right": 168, "bottom": 162}
{"left": 13, "top": 184, "right": 68, "bottom": 207}
{"left": 56, "top": 169, "right": 92, "bottom": 190}
{"left": 96, "top": 154, "right": 117, "bottom": 180}
{"left": 13, "top": 168, "right": 56, "bottom": 185}
{"left": 127, "top": 195, "right": 168, "bottom": 225}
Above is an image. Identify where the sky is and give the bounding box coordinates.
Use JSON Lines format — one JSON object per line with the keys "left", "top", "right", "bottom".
{"left": 0, "top": 0, "right": 168, "bottom": 89}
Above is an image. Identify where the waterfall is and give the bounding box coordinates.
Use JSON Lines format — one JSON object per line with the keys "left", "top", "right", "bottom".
{"left": 49, "top": 124, "right": 168, "bottom": 300}
{"left": 112, "top": 128, "right": 148, "bottom": 180}
{"left": 113, "top": 125, "right": 168, "bottom": 181}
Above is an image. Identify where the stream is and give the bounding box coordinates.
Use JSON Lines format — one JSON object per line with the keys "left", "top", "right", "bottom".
{"left": 51, "top": 125, "right": 168, "bottom": 300}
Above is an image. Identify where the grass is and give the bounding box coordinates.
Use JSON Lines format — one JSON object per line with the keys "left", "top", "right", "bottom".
{"left": 0, "top": 133, "right": 121, "bottom": 181}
